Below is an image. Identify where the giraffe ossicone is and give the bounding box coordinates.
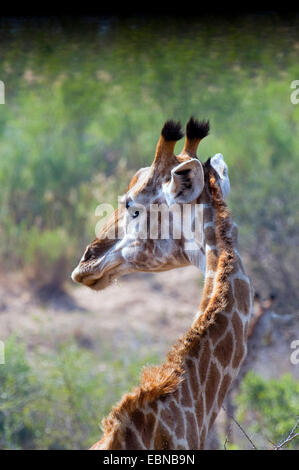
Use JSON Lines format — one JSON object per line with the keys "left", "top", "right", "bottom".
{"left": 71, "top": 117, "right": 253, "bottom": 449}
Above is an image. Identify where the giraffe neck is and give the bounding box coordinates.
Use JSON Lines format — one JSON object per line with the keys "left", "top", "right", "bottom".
{"left": 177, "top": 190, "right": 252, "bottom": 447}
{"left": 91, "top": 178, "right": 252, "bottom": 450}
{"left": 192, "top": 201, "right": 219, "bottom": 320}
{"left": 191, "top": 200, "right": 243, "bottom": 322}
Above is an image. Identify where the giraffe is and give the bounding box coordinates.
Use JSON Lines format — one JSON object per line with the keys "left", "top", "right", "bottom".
{"left": 71, "top": 117, "right": 253, "bottom": 450}
{"left": 222, "top": 292, "right": 276, "bottom": 446}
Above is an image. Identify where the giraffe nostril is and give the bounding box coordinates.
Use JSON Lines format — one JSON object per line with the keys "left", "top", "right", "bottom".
{"left": 82, "top": 247, "right": 92, "bottom": 263}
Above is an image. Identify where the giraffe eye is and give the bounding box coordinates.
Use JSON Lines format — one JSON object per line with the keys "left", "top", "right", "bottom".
{"left": 125, "top": 199, "right": 140, "bottom": 218}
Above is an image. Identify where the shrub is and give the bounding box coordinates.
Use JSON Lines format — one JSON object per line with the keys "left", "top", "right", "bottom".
{"left": 21, "top": 228, "right": 74, "bottom": 293}
{"left": 235, "top": 371, "right": 299, "bottom": 449}
{"left": 0, "top": 336, "right": 159, "bottom": 449}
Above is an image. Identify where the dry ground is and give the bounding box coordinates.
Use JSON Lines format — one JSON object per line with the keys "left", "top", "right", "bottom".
{"left": 0, "top": 267, "right": 202, "bottom": 355}
{"left": 0, "top": 266, "right": 297, "bottom": 380}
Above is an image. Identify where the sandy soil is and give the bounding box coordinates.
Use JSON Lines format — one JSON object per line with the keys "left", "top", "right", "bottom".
{"left": 0, "top": 266, "right": 297, "bottom": 381}
{"left": 0, "top": 267, "right": 202, "bottom": 354}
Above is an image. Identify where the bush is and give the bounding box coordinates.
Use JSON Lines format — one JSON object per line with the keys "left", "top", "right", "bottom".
{"left": 235, "top": 371, "right": 299, "bottom": 449}
{"left": 21, "top": 228, "right": 74, "bottom": 293}
{"left": 0, "top": 336, "right": 159, "bottom": 449}
{"left": 0, "top": 338, "right": 38, "bottom": 449}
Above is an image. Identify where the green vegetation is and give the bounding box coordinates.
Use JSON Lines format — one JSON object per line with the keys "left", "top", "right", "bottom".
{"left": 0, "top": 16, "right": 298, "bottom": 307}
{"left": 1, "top": 338, "right": 298, "bottom": 450}
{"left": 0, "top": 336, "right": 159, "bottom": 449}
{"left": 236, "top": 371, "right": 299, "bottom": 449}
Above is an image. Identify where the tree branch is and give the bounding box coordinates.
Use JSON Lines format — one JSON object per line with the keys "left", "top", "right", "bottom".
{"left": 222, "top": 405, "right": 258, "bottom": 450}
{"left": 273, "top": 418, "right": 299, "bottom": 450}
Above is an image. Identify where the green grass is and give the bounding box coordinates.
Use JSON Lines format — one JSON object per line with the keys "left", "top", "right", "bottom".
{"left": 0, "top": 335, "right": 159, "bottom": 449}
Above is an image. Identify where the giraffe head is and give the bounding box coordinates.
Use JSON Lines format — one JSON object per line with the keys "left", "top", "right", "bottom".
{"left": 71, "top": 117, "right": 230, "bottom": 290}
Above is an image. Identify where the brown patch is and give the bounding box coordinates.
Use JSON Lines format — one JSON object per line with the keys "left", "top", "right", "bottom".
{"left": 199, "top": 425, "right": 207, "bottom": 449}
{"left": 124, "top": 426, "right": 142, "bottom": 449}
{"left": 214, "top": 331, "right": 234, "bottom": 368}
{"left": 169, "top": 400, "right": 185, "bottom": 440}
{"left": 234, "top": 279, "right": 251, "bottom": 315}
{"left": 185, "top": 411, "right": 199, "bottom": 449}
{"left": 232, "top": 341, "right": 245, "bottom": 370}
{"left": 232, "top": 311, "right": 245, "bottom": 369}
{"left": 208, "top": 313, "right": 228, "bottom": 345}
{"left": 206, "top": 249, "right": 219, "bottom": 271}
{"left": 198, "top": 341, "right": 211, "bottom": 384}
{"left": 217, "top": 373, "right": 232, "bottom": 409}
{"left": 131, "top": 408, "right": 145, "bottom": 430}
{"left": 205, "top": 362, "right": 220, "bottom": 413}
{"left": 180, "top": 377, "right": 193, "bottom": 408}
{"left": 226, "top": 282, "right": 235, "bottom": 312}
{"left": 112, "top": 436, "right": 123, "bottom": 450}
{"left": 232, "top": 311, "right": 243, "bottom": 337}
{"left": 142, "top": 412, "right": 156, "bottom": 448}
{"left": 154, "top": 422, "right": 172, "bottom": 450}
{"left": 160, "top": 407, "right": 174, "bottom": 430}
{"left": 186, "top": 358, "right": 199, "bottom": 401}
{"left": 195, "top": 395, "right": 204, "bottom": 431}
{"left": 132, "top": 409, "right": 156, "bottom": 448}
{"left": 205, "top": 226, "right": 217, "bottom": 246}
{"left": 149, "top": 401, "right": 158, "bottom": 413}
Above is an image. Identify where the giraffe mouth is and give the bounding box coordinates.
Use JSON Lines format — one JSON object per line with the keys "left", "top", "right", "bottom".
{"left": 84, "top": 270, "right": 118, "bottom": 290}
{"left": 71, "top": 260, "right": 123, "bottom": 291}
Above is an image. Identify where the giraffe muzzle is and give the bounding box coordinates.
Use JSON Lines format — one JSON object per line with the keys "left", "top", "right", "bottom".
{"left": 71, "top": 257, "right": 123, "bottom": 290}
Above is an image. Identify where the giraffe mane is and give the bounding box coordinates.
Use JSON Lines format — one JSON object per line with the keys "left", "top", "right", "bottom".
{"left": 100, "top": 166, "right": 236, "bottom": 446}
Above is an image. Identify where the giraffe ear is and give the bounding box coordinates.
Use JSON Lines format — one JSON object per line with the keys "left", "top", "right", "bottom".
{"left": 210, "top": 153, "right": 230, "bottom": 198}
{"left": 163, "top": 158, "right": 204, "bottom": 205}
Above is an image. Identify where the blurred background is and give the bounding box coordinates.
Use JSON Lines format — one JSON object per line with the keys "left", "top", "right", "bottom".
{"left": 0, "top": 14, "right": 298, "bottom": 450}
